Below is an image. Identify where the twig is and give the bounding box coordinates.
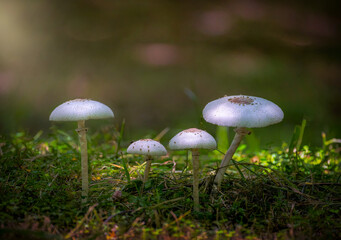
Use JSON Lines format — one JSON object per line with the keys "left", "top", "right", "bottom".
{"left": 23, "top": 154, "right": 53, "bottom": 162}
{"left": 65, "top": 203, "right": 98, "bottom": 239}
{"left": 298, "top": 182, "right": 341, "bottom": 186}
{"left": 103, "top": 210, "right": 130, "bottom": 224}
{"left": 150, "top": 197, "right": 185, "bottom": 209}
{"left": 48, "top": 174, "right": 59, "bottom": 187}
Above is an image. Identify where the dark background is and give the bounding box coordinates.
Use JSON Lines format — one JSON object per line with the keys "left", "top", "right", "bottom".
{"left": 0, "top": 0, "right": 340, "bottom": 147}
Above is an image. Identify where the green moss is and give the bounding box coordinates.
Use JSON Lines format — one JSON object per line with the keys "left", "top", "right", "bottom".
{"left": 0, "top": 127, "right": 339, "bottom": 239}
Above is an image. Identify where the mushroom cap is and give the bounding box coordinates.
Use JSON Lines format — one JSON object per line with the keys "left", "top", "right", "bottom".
{"left": 49, "top": 99, "right": 114, "bottom": 121}
{"left": 127, "top": 139, "right": 167, "bottom": 156}
{"left": 169, "top": 128, "right": 217, "bottom": 150}
{"left": 203, "top": 95, "right": 284, "bottom": 128}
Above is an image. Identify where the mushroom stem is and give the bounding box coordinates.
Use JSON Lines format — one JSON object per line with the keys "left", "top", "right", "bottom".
{"left": 192, "top": 149, "right": 200, "bottom": 211}
{"left": 77, "top": 120, "right": 88, "bottom": 203}
{"left": 144, "top": 155, "right": 153, "bottom": 182}
{"left": 214, "top": 127, "right": 249, "bottom": 188}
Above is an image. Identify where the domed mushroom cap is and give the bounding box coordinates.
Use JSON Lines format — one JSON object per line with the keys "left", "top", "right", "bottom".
{"left": 49, "top": 99, "right": 114, "bottom": 121}
{"left": 203, "top": 95, "right": 284, "bottom": 128}
{"left": 169, "top": 128, "right": 217, "bottom": 150}
{"left": 127, "top": 139, "right": 167, "bottom": 156}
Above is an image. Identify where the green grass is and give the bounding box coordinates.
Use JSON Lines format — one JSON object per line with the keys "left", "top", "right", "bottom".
{"left": 0, "top": 124, "right": 340, "bottom": 240}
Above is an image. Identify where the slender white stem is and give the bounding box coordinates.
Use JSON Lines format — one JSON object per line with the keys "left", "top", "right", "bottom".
{"left": 144, "top": 156, "right": 153, "bottom": 182}
{"left": 192, "top": 149, "right": 200, "bottom": 211}
{"left": 214, "top": 127, "right": 249, "bottom": 188}
{"left": 77, "top": 120, "right": 88, "bottom": 203}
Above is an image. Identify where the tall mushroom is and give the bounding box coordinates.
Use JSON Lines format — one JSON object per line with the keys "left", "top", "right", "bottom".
{"left": 49, "top": 99, "right": 114, "bottom": 203}
{"left": 203, "top": 95, "right": 284, "bottom": 188}
{"left": 169, "top": 128, "right": 216, "bottom": 211}
{"left": 127, "top": 139, "right": 167, "bottom": 182}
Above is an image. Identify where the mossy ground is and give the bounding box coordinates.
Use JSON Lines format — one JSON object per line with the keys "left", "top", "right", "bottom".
{"left": 0, "top": 125, "right": 340, "bottom": 239}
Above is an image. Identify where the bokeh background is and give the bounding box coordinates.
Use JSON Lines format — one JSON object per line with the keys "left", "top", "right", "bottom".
{"left": 0, "top": 0, "right": 340, "bottom": 147}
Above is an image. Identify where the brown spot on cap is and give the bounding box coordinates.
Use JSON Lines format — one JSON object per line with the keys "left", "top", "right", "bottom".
{"left": 140, "top": 139, "right": 153, "bottom": 141}
{"left": 69, "top": 98, "right": 90, "bottom": 103}
{"left": 228, "top": 96, "right": 254, "bottom": 105}
{"left": 184, "top": 128, "right": 201, "bottom": 133}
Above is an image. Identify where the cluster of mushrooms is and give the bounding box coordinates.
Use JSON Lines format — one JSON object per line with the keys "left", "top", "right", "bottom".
{"left": 50, "top": 95, "right": 284, "bottom": 210}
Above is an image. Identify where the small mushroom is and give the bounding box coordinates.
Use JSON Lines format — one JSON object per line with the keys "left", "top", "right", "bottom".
{"left": 127, "top": 139, "right": 167, "bottom": 182}
{"left": 169, "top": 128, "right": 216, "bottom": 211}
{"left": 203, "top": 95, "right": 283, "bottom": 188}
{"left": 49, "top": 99, "right": 114, "bottom": 203}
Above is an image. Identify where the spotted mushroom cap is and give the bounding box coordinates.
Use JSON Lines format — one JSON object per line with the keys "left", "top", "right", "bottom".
{"left": 127, "top": 139, "right": 167, "bottom": 156}
{"left": 49, "top": 99, "right": 114, "bottom": 121}
{"left": 169, "top": 128, "right": 217, "bottom": 150}
{"left": 203, "top": 95, "right": 284, "bottom": 128}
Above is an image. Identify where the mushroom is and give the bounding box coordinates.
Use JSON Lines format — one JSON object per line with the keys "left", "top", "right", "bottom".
{"left": 49, "top": 99, "right": 114, "bottom": 203}
{"left": 203, "top": 95, "right": 284, "bottom": 188}
{"left": 169, "top": 128, "right": 216, "bottom": 211}
{"left": 127, "top": 139, "right": 167, "bottom": 182}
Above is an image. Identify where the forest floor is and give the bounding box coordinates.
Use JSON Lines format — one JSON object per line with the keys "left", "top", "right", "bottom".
{"left": 0, "top": 125, "right": 340, "bottom": 239}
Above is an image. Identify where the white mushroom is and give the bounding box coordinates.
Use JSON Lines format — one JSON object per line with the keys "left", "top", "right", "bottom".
{"left": 127, "top": 139, "right": 167, "bottom": 182}
{"left": 203, "top": 95, "right": 283, "bottom": 188}
{"left": 50, "top": 99, "right": 114, "bottom": 203}
{"left": 169, "top": 128, "right": 216, "bottom": 211}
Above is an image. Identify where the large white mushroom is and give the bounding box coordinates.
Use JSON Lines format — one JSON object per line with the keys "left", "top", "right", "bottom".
{"left": 49, "top": 99, "right": 114, "bottom": 203}
{"left": 169, "top": 128, "right": 216, "bottom": 211}
{"left": 203, "top": 95, "right": 283, "bottom": 188}
{"left": 127, "top": 139, "right": 167, "bottom": 182}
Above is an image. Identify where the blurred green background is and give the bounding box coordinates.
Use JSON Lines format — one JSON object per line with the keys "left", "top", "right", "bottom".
{"left": 0, "top": 0, "right": 340, "bottom": 147}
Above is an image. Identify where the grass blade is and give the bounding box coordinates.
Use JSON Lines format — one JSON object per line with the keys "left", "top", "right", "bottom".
{"left": 216, "top": 126, "right": 228, "bottom": 153}
{"left": 115, "top": 118, "right": 125, "bottom": 156}
{"left": 121, "top": 156, "right": 130, "bottom": 183}
{"left": 289, "top": 119, "right": 306, "bottom": 155}
{"left": 232, "top": 159, "right": 246, "bottom": 181}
